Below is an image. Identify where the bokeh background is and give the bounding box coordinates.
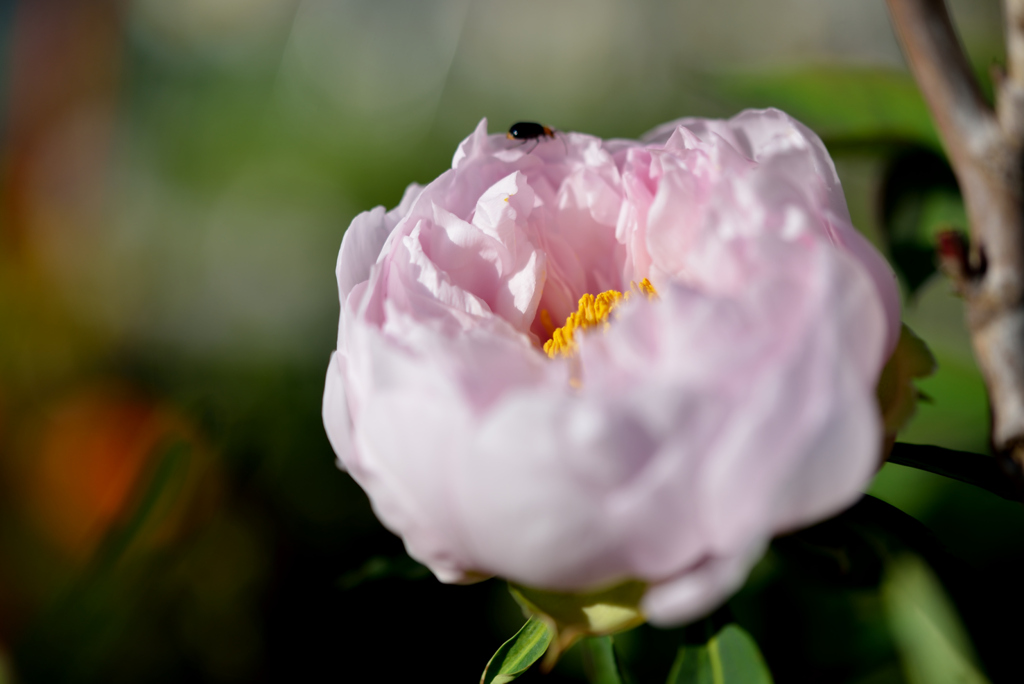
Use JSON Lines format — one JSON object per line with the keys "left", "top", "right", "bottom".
{"left": 0, "top": 0, "right": 1019, "bottom": 682}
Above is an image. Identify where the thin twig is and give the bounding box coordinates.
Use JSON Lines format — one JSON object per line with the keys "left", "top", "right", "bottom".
{"left": 888, "top": 442, "right": 1023, "bottom": 502}
{"left": 886, "top": 0, "right": 1024, "bottom": 479}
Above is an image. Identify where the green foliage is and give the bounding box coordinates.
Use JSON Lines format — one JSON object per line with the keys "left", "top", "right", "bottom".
{"left": 719, "top": 68, "right": 939, "bottom": 148}
{"left": 666, "top": 624, "right": 773, "bottom": 684}
{"left": 337, "top": 554, "right": 430, "bottom": 590}
{"left": 880, "top": 148, "right": 966, "bottom": 295}
{"left": 482, "top": 607, "right": 777, "bottom": 684}
{"left": 894, "top": 347, "right": 991, "bottom": 455}
{"left": 581, "top": 637, "right": 625, "bottom": 684}
{"left": 883, "top": 555, "right": 991, "bottom": 684}
{"left": 480, "top": 617, "right": 553, "bottom": 684}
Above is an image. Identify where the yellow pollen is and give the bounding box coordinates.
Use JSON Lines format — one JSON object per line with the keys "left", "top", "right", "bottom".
{"left": 542, "top": 278, "right": 658, "bottom": 359}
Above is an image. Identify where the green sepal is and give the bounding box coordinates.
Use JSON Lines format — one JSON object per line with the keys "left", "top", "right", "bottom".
{"left": 509, "top": 581, "right": 646, "bottom": 668}
{"left": 480, "top": 616, "right": 553, "bottom": 684}
{"left": 877, "top": 323, "right": 937, "bottom": 439}
{"left": 666, "top": 624, "right": 773, "bottom": 684}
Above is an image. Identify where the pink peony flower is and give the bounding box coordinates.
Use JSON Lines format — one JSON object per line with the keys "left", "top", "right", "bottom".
{"left": 323, "top": 109, "right": 900, "bottom": 626}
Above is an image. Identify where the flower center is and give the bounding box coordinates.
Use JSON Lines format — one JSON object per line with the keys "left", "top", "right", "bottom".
{"left": 542, "top": 279, "right": 658, "bottom": 359}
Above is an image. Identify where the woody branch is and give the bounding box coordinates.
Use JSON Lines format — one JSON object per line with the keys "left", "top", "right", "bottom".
{"left": 886, "top": 0, "right": 1024, "bottom": 480}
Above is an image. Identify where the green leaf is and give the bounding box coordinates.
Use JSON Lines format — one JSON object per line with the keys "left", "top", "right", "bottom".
{"left": 667, "top": 641, "right": 714, "bottom": 684}
{"left": 883, "top": 554, "right": 991, "bottom": 684}
{"left": 581, "top": 636, "right": 625, "bottom": 684}
{"left": 480, "top": 617, "right": 553, "bottom": 684}
{"left": 666, "top": 624, "right": 773, "bottom": 684}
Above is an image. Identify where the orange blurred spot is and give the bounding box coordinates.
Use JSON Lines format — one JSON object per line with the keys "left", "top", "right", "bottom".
{"left": 18, "top": 385, "right": 195, "bottom": 560}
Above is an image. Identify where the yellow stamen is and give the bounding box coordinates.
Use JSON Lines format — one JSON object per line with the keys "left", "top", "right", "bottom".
{"left": 542, "top": 278, "right": 658, "bottom": 359}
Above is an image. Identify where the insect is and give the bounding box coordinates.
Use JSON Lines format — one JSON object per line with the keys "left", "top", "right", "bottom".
{"left": 506, "top": 121, "right": 560, "bottom": 153}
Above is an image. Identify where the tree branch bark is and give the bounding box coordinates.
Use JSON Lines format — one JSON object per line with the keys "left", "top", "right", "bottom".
{"left": 1005, "top": 0, "right": 1024, "bottom": 95}
{"left": 886, "top": 0, "right": 1024, "bottom": 482}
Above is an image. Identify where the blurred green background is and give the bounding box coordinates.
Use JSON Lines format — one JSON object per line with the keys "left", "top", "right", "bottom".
{"left": 0, "top": 0, "right": 1019, "bottom": 682}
